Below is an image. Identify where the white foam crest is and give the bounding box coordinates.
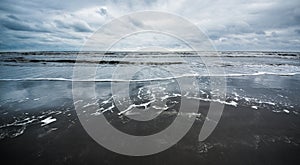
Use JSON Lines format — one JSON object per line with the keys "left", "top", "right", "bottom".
{"left": 251, "top": 106, "right": 258, "bottom": 110}
{"left": 118, "top": 99, "right": 156, "bottom": 115}
{"left": 152, "top": 105, "right": 169, "bottom": 110}
{"left": 0, "top": 72, "right": 298, "bottom": 82}
{"left": 0, "top": 117, "right": 37, "bottom": 129}
{"left": 41, "top": 116, "right": 57, "bottom": 126}
{"left": 185, "top": 95, "right": 238, "bottom": 107}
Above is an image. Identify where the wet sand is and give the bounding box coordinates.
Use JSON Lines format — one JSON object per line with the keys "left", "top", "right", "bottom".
{"left": 0, "top": 80, "right": 299, "bottom": 164}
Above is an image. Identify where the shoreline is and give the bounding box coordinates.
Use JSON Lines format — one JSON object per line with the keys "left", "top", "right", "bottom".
{"left": 0, "top": 98, "right": 299, "bottom": 164}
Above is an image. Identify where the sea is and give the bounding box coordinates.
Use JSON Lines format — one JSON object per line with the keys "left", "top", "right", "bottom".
{"left": 0, "top": 51, "right": 299, "bottom": 164}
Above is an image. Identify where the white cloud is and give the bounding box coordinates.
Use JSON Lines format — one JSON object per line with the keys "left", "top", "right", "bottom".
{"left": 0, "top": 0, "right": 299, "bottom": 51}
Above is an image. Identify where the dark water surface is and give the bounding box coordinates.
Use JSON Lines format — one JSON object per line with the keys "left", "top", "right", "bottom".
{"left": 0, "top": 51, "right": 299, "bottom": 164}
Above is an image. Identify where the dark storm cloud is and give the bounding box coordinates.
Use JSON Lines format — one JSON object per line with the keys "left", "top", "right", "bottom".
{"left": 6, "top": 14, "right": 20, "bottom": 21}
{"left": 295, "top": 29, "right": 300, "bottom": 34}
{"left": 254, "top": 1, "right": 298, "bottom": 27}
{"left": 2, "top": 18, "right": 50, "bottom": 32}
{"left": 2, "top": 19, "right": 34, "bottom": 32}
{"left": 98, "top": 7, "right": 108, "bottom": 16}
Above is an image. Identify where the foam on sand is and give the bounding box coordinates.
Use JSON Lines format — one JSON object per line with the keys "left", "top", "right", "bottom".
{"left": 251, "top": 106, "right": 258, "bottom": 110}
{"left": 41, "top": 116, "right": 57, "bottom": 126}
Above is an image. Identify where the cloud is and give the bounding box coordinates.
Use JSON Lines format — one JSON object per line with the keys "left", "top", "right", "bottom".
{"left": 2, "top": 19, "right": 35, "bottom": 32}
{"left": 2, "top": 15, "right": 51, "bottom": 32}
{"left": 97, "top": 6, "right": 108, "bottom": 16}
{"left": 54, "top": 19, "right": 93, "bottom": 32}
{"left": 0, "top": 0, "right": 299, "bottom": 51}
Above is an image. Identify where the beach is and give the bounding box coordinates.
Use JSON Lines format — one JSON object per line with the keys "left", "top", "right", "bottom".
{"left": 0, "top": 51, "right": 299, "bottom": 164}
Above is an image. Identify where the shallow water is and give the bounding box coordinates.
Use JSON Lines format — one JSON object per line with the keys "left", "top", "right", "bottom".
{"left": 0, "top": 51, "right": 299, "bottom": 164}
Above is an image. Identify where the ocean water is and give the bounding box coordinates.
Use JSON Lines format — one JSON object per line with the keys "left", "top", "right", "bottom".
{"left": 0, "top": 51, "right": 299, "bottom": 164}
{"left": 0, "top": 51, "right": 299, "bottom": 109}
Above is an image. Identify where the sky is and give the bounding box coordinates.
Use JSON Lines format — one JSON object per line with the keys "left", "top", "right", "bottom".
{"left": 0, "top": 0, "right": 300, "bottom": 51}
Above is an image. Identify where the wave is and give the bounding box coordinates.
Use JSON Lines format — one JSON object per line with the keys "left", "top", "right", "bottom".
{"left": 1, "top": 52, "right": 299, "bottom": 61}
{"left": 2, "top": 58, "right": 184, "bottom": 65}
{"left": 0, "top": 72, "right": 298, "bottom": 82}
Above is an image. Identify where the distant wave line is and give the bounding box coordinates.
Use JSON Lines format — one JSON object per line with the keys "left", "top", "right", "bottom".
{"left": 0, "top": 72, "right": 298, "bottom": 82}
{"left": 2, "top": 58, "right": 185, "bottom": 65}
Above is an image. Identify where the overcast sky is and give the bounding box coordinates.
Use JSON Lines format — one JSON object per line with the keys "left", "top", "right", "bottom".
{"left": 0, "top": 0, "right": 300, "bottom": 51}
